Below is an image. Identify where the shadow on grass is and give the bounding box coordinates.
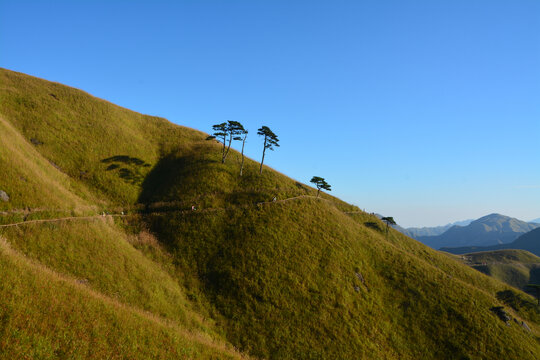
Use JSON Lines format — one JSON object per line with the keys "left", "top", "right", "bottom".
{"left": 364, "top": 222, "right": 382, "bottom": 231}
{"left": 101, "top": 155, "right": 151, "bottom": 185}
{"left": 137, "top": 153, "right": 219, "bottom": 205}
{"left": 496, "top": 289, "right": 540, "bottom": 323}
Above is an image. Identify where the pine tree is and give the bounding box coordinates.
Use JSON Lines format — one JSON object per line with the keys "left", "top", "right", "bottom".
{"left": 207, "top": 121, "right": 246, "bottom": 164}
{"left": 206, "top": 122, "right": 228, "bottom": 163}
{"left": 233, "top": 125, "right": 248, "bottom": 176}
{"left": 257, "top": 126, "right": 279, "bottom": 174}
{"left": 381, "top": 217, "right": 397, "bottom": 238}
{"left": 223, "top": 120, "right": 245, "bottom": 164}
{"left": 310, "top": 176, "right": 331, "bottom": 198}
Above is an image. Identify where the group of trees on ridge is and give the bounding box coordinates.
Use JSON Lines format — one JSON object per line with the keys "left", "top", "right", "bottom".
{"left": 206, "top": 121, "right": 403, "bottom": 234}
{"left": 207, "top": 121, "right": 279, "bottom": 176}
{"left": 207, "top": 121, "right": 333, "bottom": 198}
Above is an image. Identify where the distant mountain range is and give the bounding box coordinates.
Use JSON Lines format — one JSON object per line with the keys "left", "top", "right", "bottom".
{"left": 442, "top": 227, "right": 540, "bottom": 257}
{"left": 403, "top": 219, "right": 473, "bottom": 238}
{"left": 530, "top": 217, "right": 540, "bottom": 224}
{"left": 414, "top": 214, "right": 540, "bottom": 249}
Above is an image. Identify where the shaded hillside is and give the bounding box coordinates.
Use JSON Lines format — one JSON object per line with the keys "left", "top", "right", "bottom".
{"left": 1, "top": 68, "right": 539, "bottom": 359}
{"left": 511, "top": 228, "right": 540, "bottom": 256}
{"left": 419, "top": 214, "right": 540, "bottom": 249}
{"left": 448, "top": 250, "right": 540, "bottom": 292}
{"left": 444, "top": 227, "right": 540, "bottom": 257}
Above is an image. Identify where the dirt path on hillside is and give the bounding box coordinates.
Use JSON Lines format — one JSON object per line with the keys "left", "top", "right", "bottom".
{"left": 0, "top": 214, "right": 125, "bottom": 228}
{"left": 0, "top": 194, "right": 357, "bottom": 228}
{"left": 0, "top": 236, "right": 248, "bottom": 359}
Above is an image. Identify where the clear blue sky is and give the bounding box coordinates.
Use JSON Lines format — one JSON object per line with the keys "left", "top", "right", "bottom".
{"left": 1, "top": 0, "right": 539, "bottom": 227}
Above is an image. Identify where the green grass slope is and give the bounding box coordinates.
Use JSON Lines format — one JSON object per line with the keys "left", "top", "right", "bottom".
{"left": 449, "top": 250, "right": 540, "bottom": 293}
{"left": 146, "top": 195, "right": 540, "bottom": 359}
{"left": 0, "top": 236, "right": 245, "bottom": 360}
{"left": 0, "top": 115, "right": 97, "bottom": 218}
{"left": 1, "top": 68, "right": 539, "bottom": 359}
{"left": 0, "top": 68, "right": 248, "bottom": 358}
{"left": 0, "top": 68, "right": 202, "bottom": 205}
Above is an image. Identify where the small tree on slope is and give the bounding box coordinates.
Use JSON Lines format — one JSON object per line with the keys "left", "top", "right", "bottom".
{"left": 223, "top": 121, "right": 245, "bottom": 164}
{"left": 207, "top": 121, "right": 245, "bottom": 164}
{"left": 310, "top": 176, "right": 331, "bottom": 198}
{"left": 206, "top": 122, "right": 228, "bottom": 163}
{"left": 233, "top": 125, "right": 248, "bottom": 176}
{"left": 381, "top": 217, "right": 396, "bottom": 238}
{"left": 257, "top": 126, "right": 279, "bottom": 174}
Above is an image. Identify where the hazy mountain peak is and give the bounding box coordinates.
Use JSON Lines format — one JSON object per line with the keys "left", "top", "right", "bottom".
{"left": 416, "top": 213, "right": 540, "bottom": 249}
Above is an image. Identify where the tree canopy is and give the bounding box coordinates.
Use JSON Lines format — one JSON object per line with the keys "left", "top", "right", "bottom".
{"left": 223, "top": 120, "right": 245, "bottom": 163}
{"left": 207, "top": 121, "right": 246, "bottom": 164}
{"left": 257, "top": 126, "right": 279, "bottom": 174}
{"left": 381, "top": 217, "right": 397, "bottom": 237}
{"left": 310, "top": 176, "right": 331, "bottom": 197}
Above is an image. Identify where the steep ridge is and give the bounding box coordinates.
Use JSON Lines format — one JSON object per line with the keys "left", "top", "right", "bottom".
{"left": 418, "top": 214, "right": 540, "bottom": 249}
{"left": 0, "top": 68, "right": 539, "bottom": 359}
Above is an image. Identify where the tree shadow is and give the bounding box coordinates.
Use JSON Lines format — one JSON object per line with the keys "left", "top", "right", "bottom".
{"left": 102, "top": 155, "right": 151, "bottom": 167}
{"left": 364, "top": 222, "right": 382, "bottom": 231}
{"left": 137, "top": 153, "right": 219, "bottom": 204}
{"left": 101, "top": 155, "right": 151, "bottom": 185}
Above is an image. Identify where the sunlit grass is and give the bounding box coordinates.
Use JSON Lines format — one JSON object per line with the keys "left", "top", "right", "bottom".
{"left": 0, "top": 67, "right": 539, "bottom": 359}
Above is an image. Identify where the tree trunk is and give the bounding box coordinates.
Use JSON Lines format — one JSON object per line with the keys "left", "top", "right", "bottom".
{"left": 224, "top": 133, "right": 233, "bottom": 163}
{"left": 316, "top": 188, "right": 320, "bottom": 198}
{"left": 259, "top": 148, "right": 266, "bottom": 174}
{"left": 259, "top": 137, "right": 267, "bottom": 174}
{"left": 240, "top": 136, "right": 246, "bottom": 176}
{"left": 221, "top": 135, "right": 226, "bottom": 163}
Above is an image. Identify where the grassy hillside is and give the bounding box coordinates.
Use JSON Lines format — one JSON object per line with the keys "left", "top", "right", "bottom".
{"left": 0, "top": 115, "right": 97, "bottom": 218}
{"left": 1, "top": 68, "right": 539, "bottom": 359}
{"left": 0, "top": 236, "right": 244, "bottom": 360}
{"left": 448, "top": 250, "right": 540, "bottom": 293}
{"left": 146, "top": 197, "right": 540, "bottom": 359}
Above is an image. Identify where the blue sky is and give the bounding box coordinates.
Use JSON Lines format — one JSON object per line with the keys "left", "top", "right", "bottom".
{"left": 1, "top": 0, "right": 539, "bottom": 227}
